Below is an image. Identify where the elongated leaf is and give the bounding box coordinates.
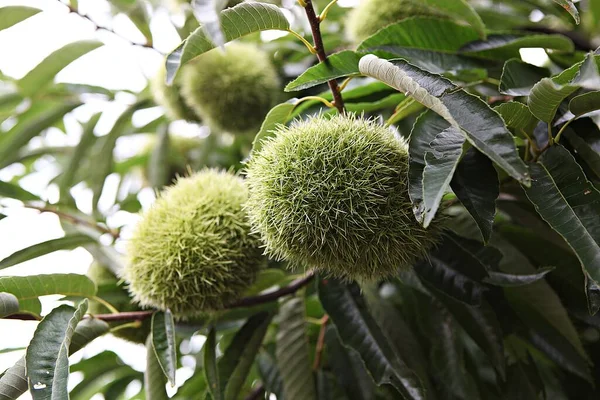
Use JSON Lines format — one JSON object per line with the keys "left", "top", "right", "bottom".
{"left": 252, "top": 100, "right": 297, "bottom": 155}
{"left": 357, "top": 17, "right": 479, "bottom": 53}
{"left": 59, "top": 113, "right": 100, "bottom": 196}
{"left": 460, "top": 34, "right": 574, "bottom": 60}
{"left": 257, "top": 352, "right": 284, "bottom": 399}
{"left": 0, "top": 6, "right": 41, "bottom": 31}
{"left": 276, "top": 297, "right": 316, "bottom": 400}
{"left": 418, "top": 0, "right": 486, "bottom": 38}
{"left": 0, "top": 234, "right": 96, "bottom": 270}
{"left": 0, "top": 318, "right": 108, "bottom": 400}
{"left": 18, "top": 41, "right": 103, "bottom": 96}
{"left": 494, "top": 102, "right": 538, "bottom": 136}
{"left": 319, "top": 279, "right": 425, "bottom": 399}
{"left": 151, "top": 310, "right": 177, "bottom": 386}
{"left": 325, "top": 325, "right": 376, "bottom": 400}
{"left": 450, "top": 148, "right": 499, "bottom": 243}
{"left": 553, "top": 0, "right": 580, "bottom": 23}
{"left": 0, "top": 274, "right": 96, "bottom": 317}
{"left": 523, "top": 144, "right": 600, "bottom": 292}
{"left": 563, "top": 119, "right": 600, "bottom": 178}
{"left": 285, "top": 51, "right": 361, "bottom": 92}
{"left": 0, "top": 102, "right": 80, "bottom": 168}
{"left": 0, "top": 357, "right": 27, "bottom": 400}
{"left": 220, "top": 312, "right": 272, "bottom": 399}
{"left": 484, "top": 267, "right": 555, "bottom": 287}
{"left": 0, "top": 292, "right": 18, "bottom": 318}
{"left": 0, "top": 180, "right": 40, "bottom": 202}
{"left": 499, "top": 59, "right": 550, "bottom": 96}
{"left": 204, "top": 327, "right": 221, "bottom": 400}
{"left": 569, "top": 91, "right": 600, "bottom": 117}
{"left": 359, "top": 55, "right": 530, "bottom": 185}
{"left": 528, "top": 54, "right": 600, "bottom": 122}
{"left": 145, "top": 335, "right": 169, "bottom": 400}
{"left": 166, "top": 3, "right": 290, "bottom": 83}
{"left": 422, "top": 126, "right": 465, "bottom": 227}
{"left": 26, "top": 300, "right": 88, "bottom": 400}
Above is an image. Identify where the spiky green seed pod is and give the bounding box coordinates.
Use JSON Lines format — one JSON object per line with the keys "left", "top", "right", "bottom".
{"left": 125, "top": 169, "right": 264, "bottom": 317}
{"left": 180, "top": 43, "right": 279, "bottom": 134}
{"left": 87, "top": 263, "right": 151, "bottom": 344}
{"left": 150, "top": 65, "right": 201, "bottom": 122}
{"left": 346, "top": 0, "right": 444, "bottom": 42}
{"left": 245, "top": 114, "right": 443, "bottom": 281}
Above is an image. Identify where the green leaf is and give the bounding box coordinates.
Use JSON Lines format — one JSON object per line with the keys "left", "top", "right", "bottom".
{"left": 26, "top": 300, "right": 88, "bottom": 400}
{"left": 0, "top": 292, "right": 18, "bottom": 318}
{"left": 0, "top": 180, "right": 40, "bottom": 202}
{"left": 166, "top": 2, "right": 290, "bottom": 83}
{"left": 285, "top": 51, "right": 362, "bottom": 92}
{"left": 318, "top": 279, "right": 425, "bottom": 399}
{"left": 252, "top": 100, "right": 297, "bottom": 155}
{"left": 204, "top": 327, "right": 222, "bottom": 400}
{"left": 552, "top": 0, "right": 580, "bottom": 23}
{"left": 523, "top": 144, "right": 600, "bottom": 294}
{"left": 568, "top": 91, "right": 600, "bottom": 117}
{"left": 219, "top": 312, "right": 272, "bottom": 400}
{"left": 242, "top": 269, "right": 286, "bottom": 296}
{"left": 145, "top": 335, "right": 169, "bottom": 400}
{"left": 484, "top": 267, "right": 555, "bottom": 287}
{"left": 450, "top": 148, "right": 499, "bottom": 243}
{"left": 359, "top": 55, "right": 530, "bottom": 185}
{"left": 417, "top": 0, "right": 486, "bottom": 39}
{"left": 460, "top": 34, "right": 574, "bottom": 60}
{"left": 0, "top": 357, "right": 27, "bottom": 400}
{"left": 151, "top": 310, "right": 177, "bottom": 386}
{"left": 0, "top": 234, "right": 96, "bottom": 270}
{"left": 58, "top": 113, "right": 101, "bottom": 196}
{"left": 499, "top": 59, "right": 550, "bottom": 96}
{"left": 276, "top": 297, "right": 316, "bottom": 400}
{"left": 528, "top": 53, "right": 600, "bottom": 122}
{"left": 563, "top": 119, "right": 600, "bottom": 178}
{"left": 357, "top": 17, "right": 479, "bottom": 53}
{"left": 409, "top": 110, "right": 465, "bottom": 227}
{"left": 0, "top": 6, "right": 41, "bottom": 31}
{"left": 0, "top": 102, "right": 80, "bottom": 169}
{"left": 191, "top": 0, "right": 225, "bottom": 48}
{"left": 257, "top": 352, "right": 284, "bottom": 399}
{"left": 494, "top": 102, "right": 538, "bottom": 136}
{"left": 325, "top": 325, "right": 376, "bottom": 400}
{"left": 0, "top": 274, "right": 96, "bottom": 317}
{"left": 18, "top": 41, "right": 103, "bottom": 97}
{"left": 0, "top": 318, "right": 108, "bottom": 400}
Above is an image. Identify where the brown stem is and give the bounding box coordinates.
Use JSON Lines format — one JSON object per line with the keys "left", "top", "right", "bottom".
{"left": 244, "top": 385, "right": 265, "bottom": 400}
{"left": 25, "top": 205, "right": 119, "bottom": 239}
{"left": 5, "top": 272, "right": 315, "bottom": 323}
{"left": 312, "top": 314, "right": 329, "bottom": 369}
{"left": 302, "top": 0, "right": 345, "bottom": 113}
{"left": 227, "top": 272, "right": 315, "bottom": 308}
{"left": 57, "top": 0, "right": 163, "bottom": 54}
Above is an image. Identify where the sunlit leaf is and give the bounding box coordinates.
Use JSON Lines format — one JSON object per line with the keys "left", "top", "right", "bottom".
{"left": 285, "top": 51, "right": 362, "bottom": 92}
{"left": 0, "top": 6, "right": 41, "bottom": 31}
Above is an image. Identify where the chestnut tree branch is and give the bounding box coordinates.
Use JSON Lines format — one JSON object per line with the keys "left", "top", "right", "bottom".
{"left": 301, "top": 0, "right": 345, "bottom": 113}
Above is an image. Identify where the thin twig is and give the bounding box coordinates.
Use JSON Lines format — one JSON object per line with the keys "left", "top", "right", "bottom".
{"left": 312, "top": 314, "right": 329, "bottom": 369}
{"left": 301, "top": 0, "right": 345, "bottom": 113}
{"left": 57, "top": 0, "right": 163, "bottom": 54}
{"left": 25, "top": 204, "right": 119, "bottom": 239}
{"left": 244, "top": 385, "right": 265, "bottom": 400}
{"left": 0, "top": 272, "right": 318, "bottom": 323}
{"left": 227, "top": 272, "right": 315, "bottom": 308}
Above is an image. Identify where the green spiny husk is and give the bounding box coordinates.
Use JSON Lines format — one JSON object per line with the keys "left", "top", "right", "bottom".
{"left": 150, "top": 64, "right": 201, "bottom": 122}
{"left": 245, "top": 114, "right": 443, "bottom": 281}
{"left": 125, "top": 169, "right": 265, "bottom": 318}
{"left": 180, "top": 42, "right": 279, "bottom": 134}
